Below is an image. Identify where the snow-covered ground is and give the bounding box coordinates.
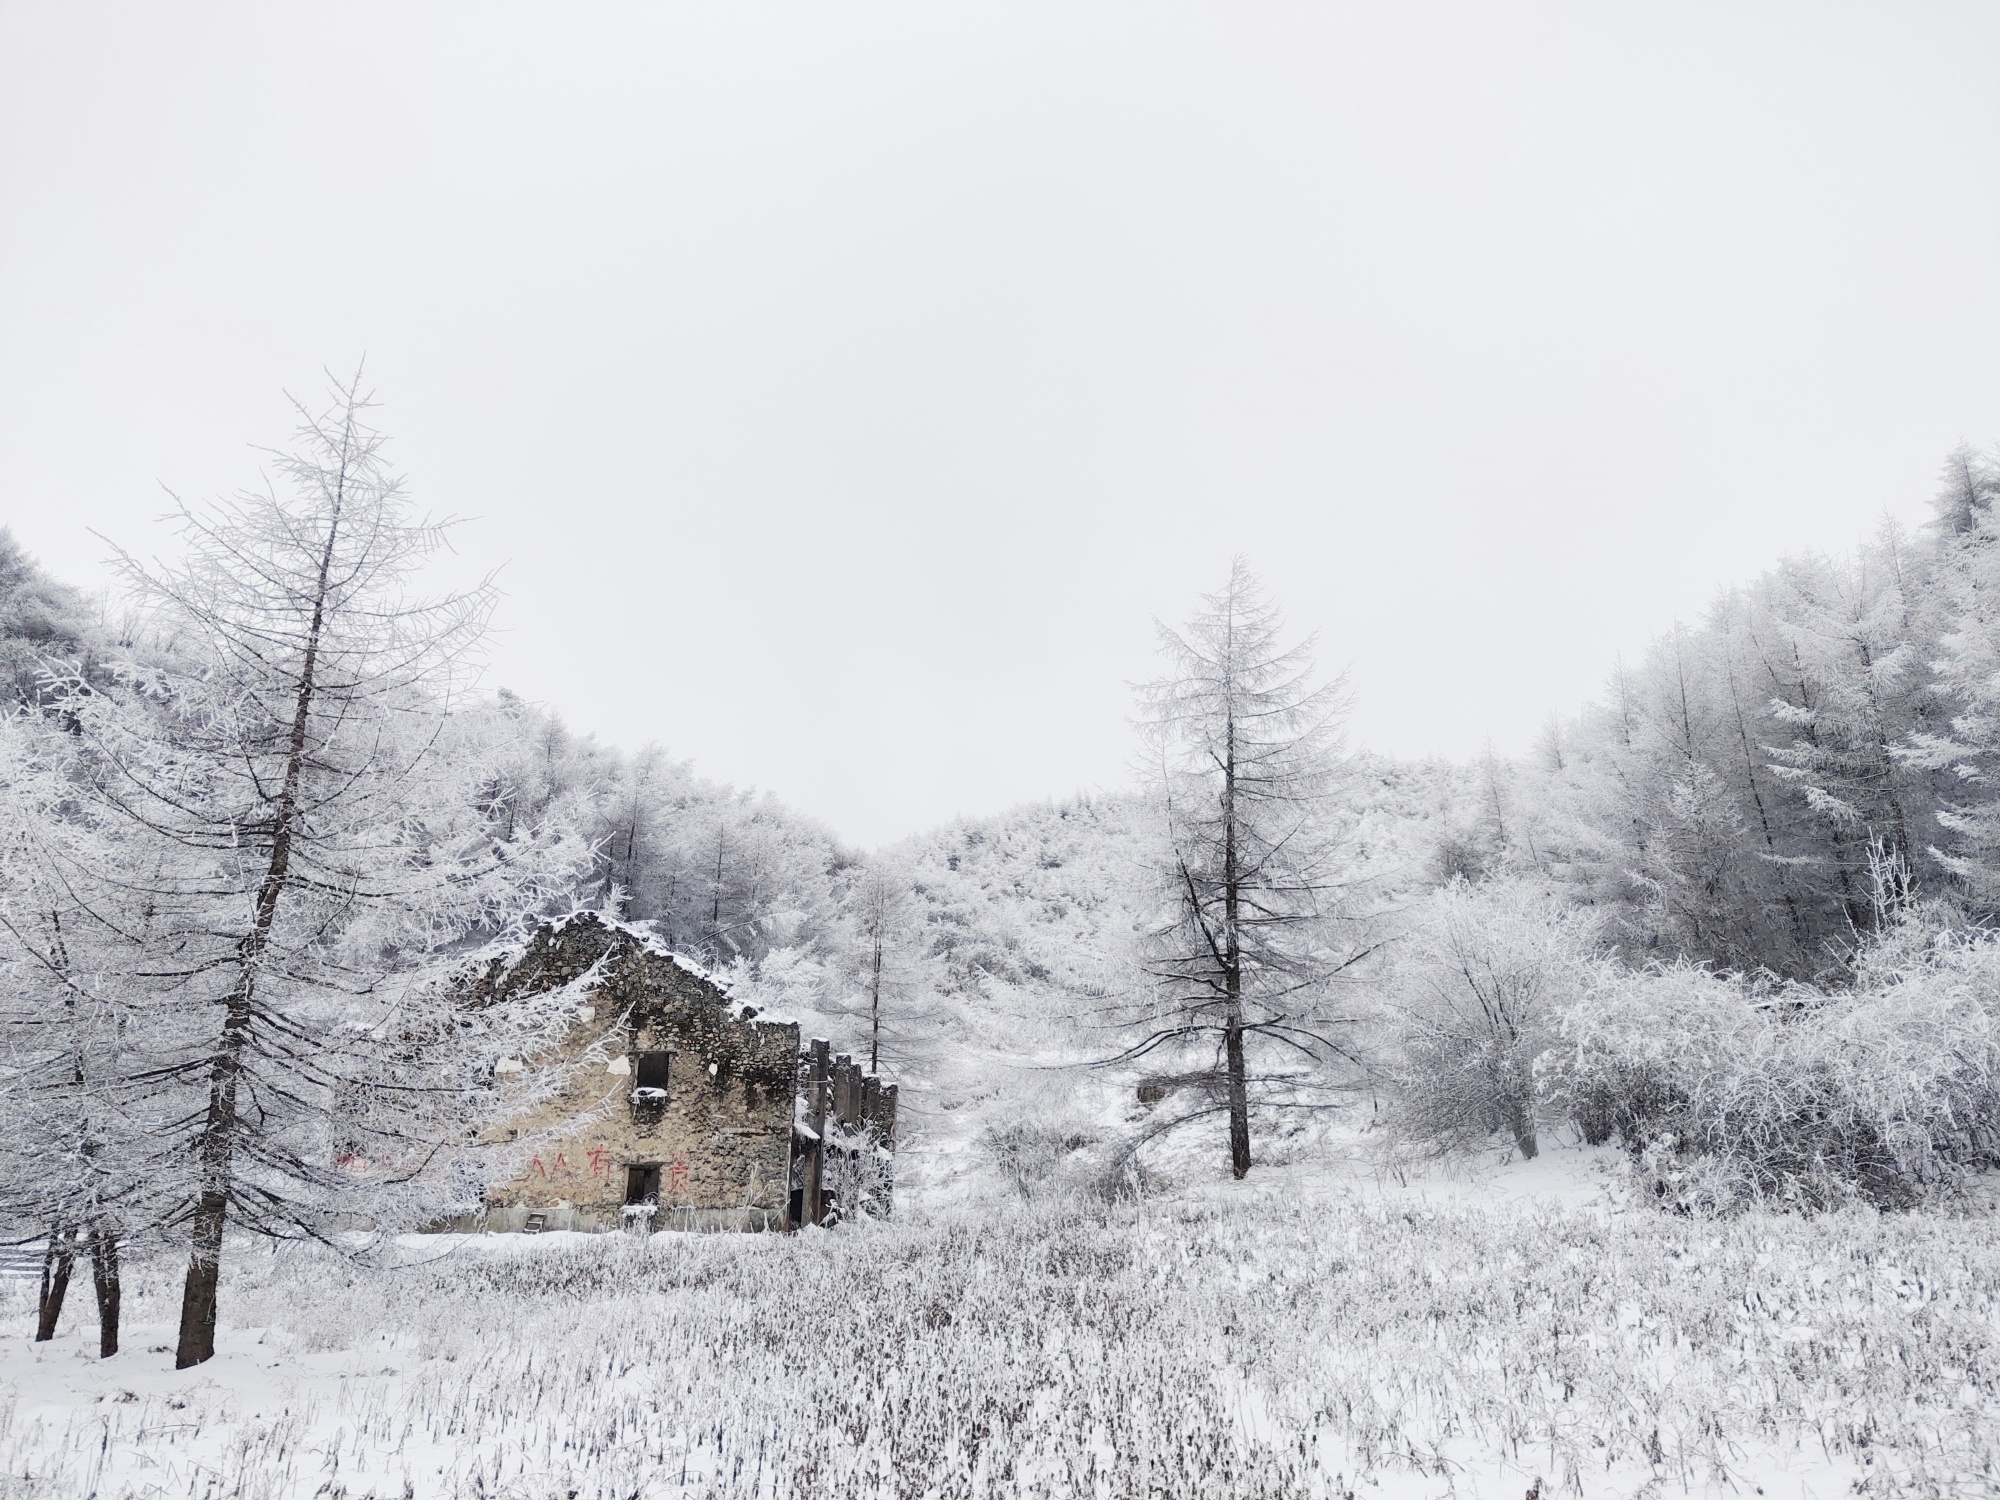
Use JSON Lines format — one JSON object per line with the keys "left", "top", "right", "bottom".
{"left": 5, "top": 1147, "right": 1996, "bottom": 1499}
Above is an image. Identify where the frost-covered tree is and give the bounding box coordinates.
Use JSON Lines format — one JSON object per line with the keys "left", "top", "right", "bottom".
{"left": 1381, "top": 881, "right": 1601, "bottom": 1160}
{"left": 1898, "top": 445, "right": 2000, "bottom": 905}
{"left": 1125, "top": 559, "right": 1374, "bottom": 1179}
{"left": 713, "top": 856, "right": 936, "bottom": 1085}
{"left": 56, "top": 380, "right": 585, "bottom": 1367}
{"left": 475, "top": 696, "right": 620, "bottom": 854}
{"left": 1528, "top": 508, "right": 1964, "bottom": 978}
{"left": 0, "top": 528, "right": 101, "bottom": 708}
{"left": 842, "top": 858, "right": 928, "bottom": 1074}
{"left": 1760, "top": 535, "right": 1943, "bottom": 907}
{"left": 1930, "top": 441, "right": 2000, "bottom": 538}
{"left": 559, "top": 739, "right": 848, "bottom": 965}
{"left": 0, "top": 713, "right": 154, "bottom": 1357}
{"left": 598, "top": 740, "right": 682, "bottom": 911}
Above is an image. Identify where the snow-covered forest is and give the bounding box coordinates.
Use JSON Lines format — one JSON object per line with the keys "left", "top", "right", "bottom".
{"left": 5, "top": 393, "right": 2000, "bottom": 1497}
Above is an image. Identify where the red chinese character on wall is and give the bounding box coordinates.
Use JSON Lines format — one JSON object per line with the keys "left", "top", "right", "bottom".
{"left": 586, "top": 1147, "right": 612, "bottom": 1178}
{"left": 667, "top": 1157, "right": 690, "bottom": 1196}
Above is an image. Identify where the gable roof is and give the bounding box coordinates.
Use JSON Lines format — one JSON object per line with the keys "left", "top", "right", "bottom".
{"left": 464, "top": 911, "right": 783, "bottom": 1026}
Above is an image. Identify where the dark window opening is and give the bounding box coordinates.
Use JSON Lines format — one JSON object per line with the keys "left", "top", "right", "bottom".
{"left": 625, "top": 1164, "right": 661, "bottom": 1205}
{"left": 634, "top": 1051, "right": 672, "bottom": 1093}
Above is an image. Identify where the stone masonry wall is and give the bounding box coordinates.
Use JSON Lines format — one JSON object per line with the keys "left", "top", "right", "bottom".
{"left": 467, "top": 913, "right": 799, "bottom": 1233}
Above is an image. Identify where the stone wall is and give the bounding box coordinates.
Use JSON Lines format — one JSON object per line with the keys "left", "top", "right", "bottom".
{"left": 467, "top": 913, "right": 799, "bottom": 1232}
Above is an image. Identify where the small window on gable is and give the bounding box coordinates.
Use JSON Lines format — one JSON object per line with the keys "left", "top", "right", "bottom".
{"left": 635, "top": 1051, "right": 671, "bottom": 1093}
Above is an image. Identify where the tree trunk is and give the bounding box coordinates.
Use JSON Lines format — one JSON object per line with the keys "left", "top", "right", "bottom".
{"left": 1506, "top": 1101, "right": 1539, "bottom": 1161}
{"left": 869, "top": 933, "right": 883, "bottom": 1074}
{"left": 1222, "top": 714, "right": 1251, "bottom": 1181}
{"left": 1726, "top": 637, "right": 1809, "bottom": 965}
{"left": 173, "top": 462, "right": 345, "bottom": 1368}
{"left": 176, "top": 1047, "right": 242, "bottom": 1366}
{"left": 89, "top": 1225, "right": 120, "bottom": 1358}
{"left": 710, "top": 832, "right": 726, "bottom": 931}
{"left": 1224, "top": 1009, "right": 1251, "bottom": 1179}
{"left": 176, "top": 1203, "right": 226, "bottom": 1365}
{"left": 35, "top": 1222, "right": 75, "bottom": 1342}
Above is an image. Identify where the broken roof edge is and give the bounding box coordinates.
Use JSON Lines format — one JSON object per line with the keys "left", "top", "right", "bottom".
{"left": 496, "top": 908, "right": 807, "bottom": 1031}
{"left": 542, "top": 908, "right": 715, "bottom": 980}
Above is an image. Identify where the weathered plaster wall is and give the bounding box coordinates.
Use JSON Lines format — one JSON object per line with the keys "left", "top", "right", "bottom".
{"left": 468, "top": 914, "right": 799, "bottom": 1232}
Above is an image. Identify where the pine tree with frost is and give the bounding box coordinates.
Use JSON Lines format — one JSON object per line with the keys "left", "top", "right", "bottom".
{"left": 1125, "top": 558, "right": 1373, "bottom": 1179}
{"left": 51, "top": 378, "right": 586, "bottom": 1367}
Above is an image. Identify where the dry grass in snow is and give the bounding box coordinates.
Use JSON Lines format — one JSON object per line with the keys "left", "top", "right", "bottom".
{"left": 2, "top": 1173, "right": 1997, "bottom": 1499}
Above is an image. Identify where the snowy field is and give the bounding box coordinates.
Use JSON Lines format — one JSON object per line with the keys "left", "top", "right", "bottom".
{"left": 3, "top": 1153, "right": 1996, "bottom": 1500}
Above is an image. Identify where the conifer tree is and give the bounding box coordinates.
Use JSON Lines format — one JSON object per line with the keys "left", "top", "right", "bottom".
{"left": 54, "top": 378, "right": 584, "bottom": 1367}
{"left": 0, "top": 714, "right": 151, "bottom": 1357}
{"left": 1901, "top": 444, "right": 2000, "bottom": 904}
{"left": 1125, "top": 559, "right": 1371, "bottom": 1179}
{"left": 846, "top": 858, "right": 925, "bottom": 1074}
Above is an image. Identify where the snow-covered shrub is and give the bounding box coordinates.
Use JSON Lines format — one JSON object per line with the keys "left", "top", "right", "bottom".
{"left": 1554, "top": 928, "right": 2000, "bottom": 1211}
{"left": 1380, "top": 880, "right": 1602, "bottom": 1160}
{"left": 821, "top": 1122, "right": 897, "bottom": 1223}
{"left": 980, "top": 1120, "right": 1096, "bottom": 1208}
{"left": 984, "top": 1117, "right": 1104, "bottom": 1200}
{"left": 974, "top": 1072, "right": 1112, "bottom": 1199}
{"left": 1552, "top": 962, "right": 1760, "bottom": 1158}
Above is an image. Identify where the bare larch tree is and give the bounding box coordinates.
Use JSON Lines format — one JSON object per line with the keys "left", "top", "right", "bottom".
{"left": 62, "top": 377, "right": 581, "bottom": 1367}
{"left": 1126, "top": 557, "right": 1370, "bottom": 1179}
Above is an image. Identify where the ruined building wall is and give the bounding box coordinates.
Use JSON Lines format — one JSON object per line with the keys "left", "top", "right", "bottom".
{"left": 466, "top": 913, "right": 800, "bottom": 1232}
{"left": 793, "top": 1039, "right": 899, "bottom": 1228}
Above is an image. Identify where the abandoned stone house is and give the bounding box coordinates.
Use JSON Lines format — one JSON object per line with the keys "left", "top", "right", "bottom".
{"left": 457, "top": 912, "right": 896, "bottom": 1233}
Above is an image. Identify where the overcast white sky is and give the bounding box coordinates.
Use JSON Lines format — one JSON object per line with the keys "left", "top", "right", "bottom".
{"left": 4, "top": 4, "right": 1998, "bottom": 847}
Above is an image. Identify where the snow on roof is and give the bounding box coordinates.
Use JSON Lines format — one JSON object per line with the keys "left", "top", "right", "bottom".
{"left": 536, "top": 908, "right": 715, "bottom": 977}
{"left": 521, "top": 909, "right": 800, "bottom": 1029}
